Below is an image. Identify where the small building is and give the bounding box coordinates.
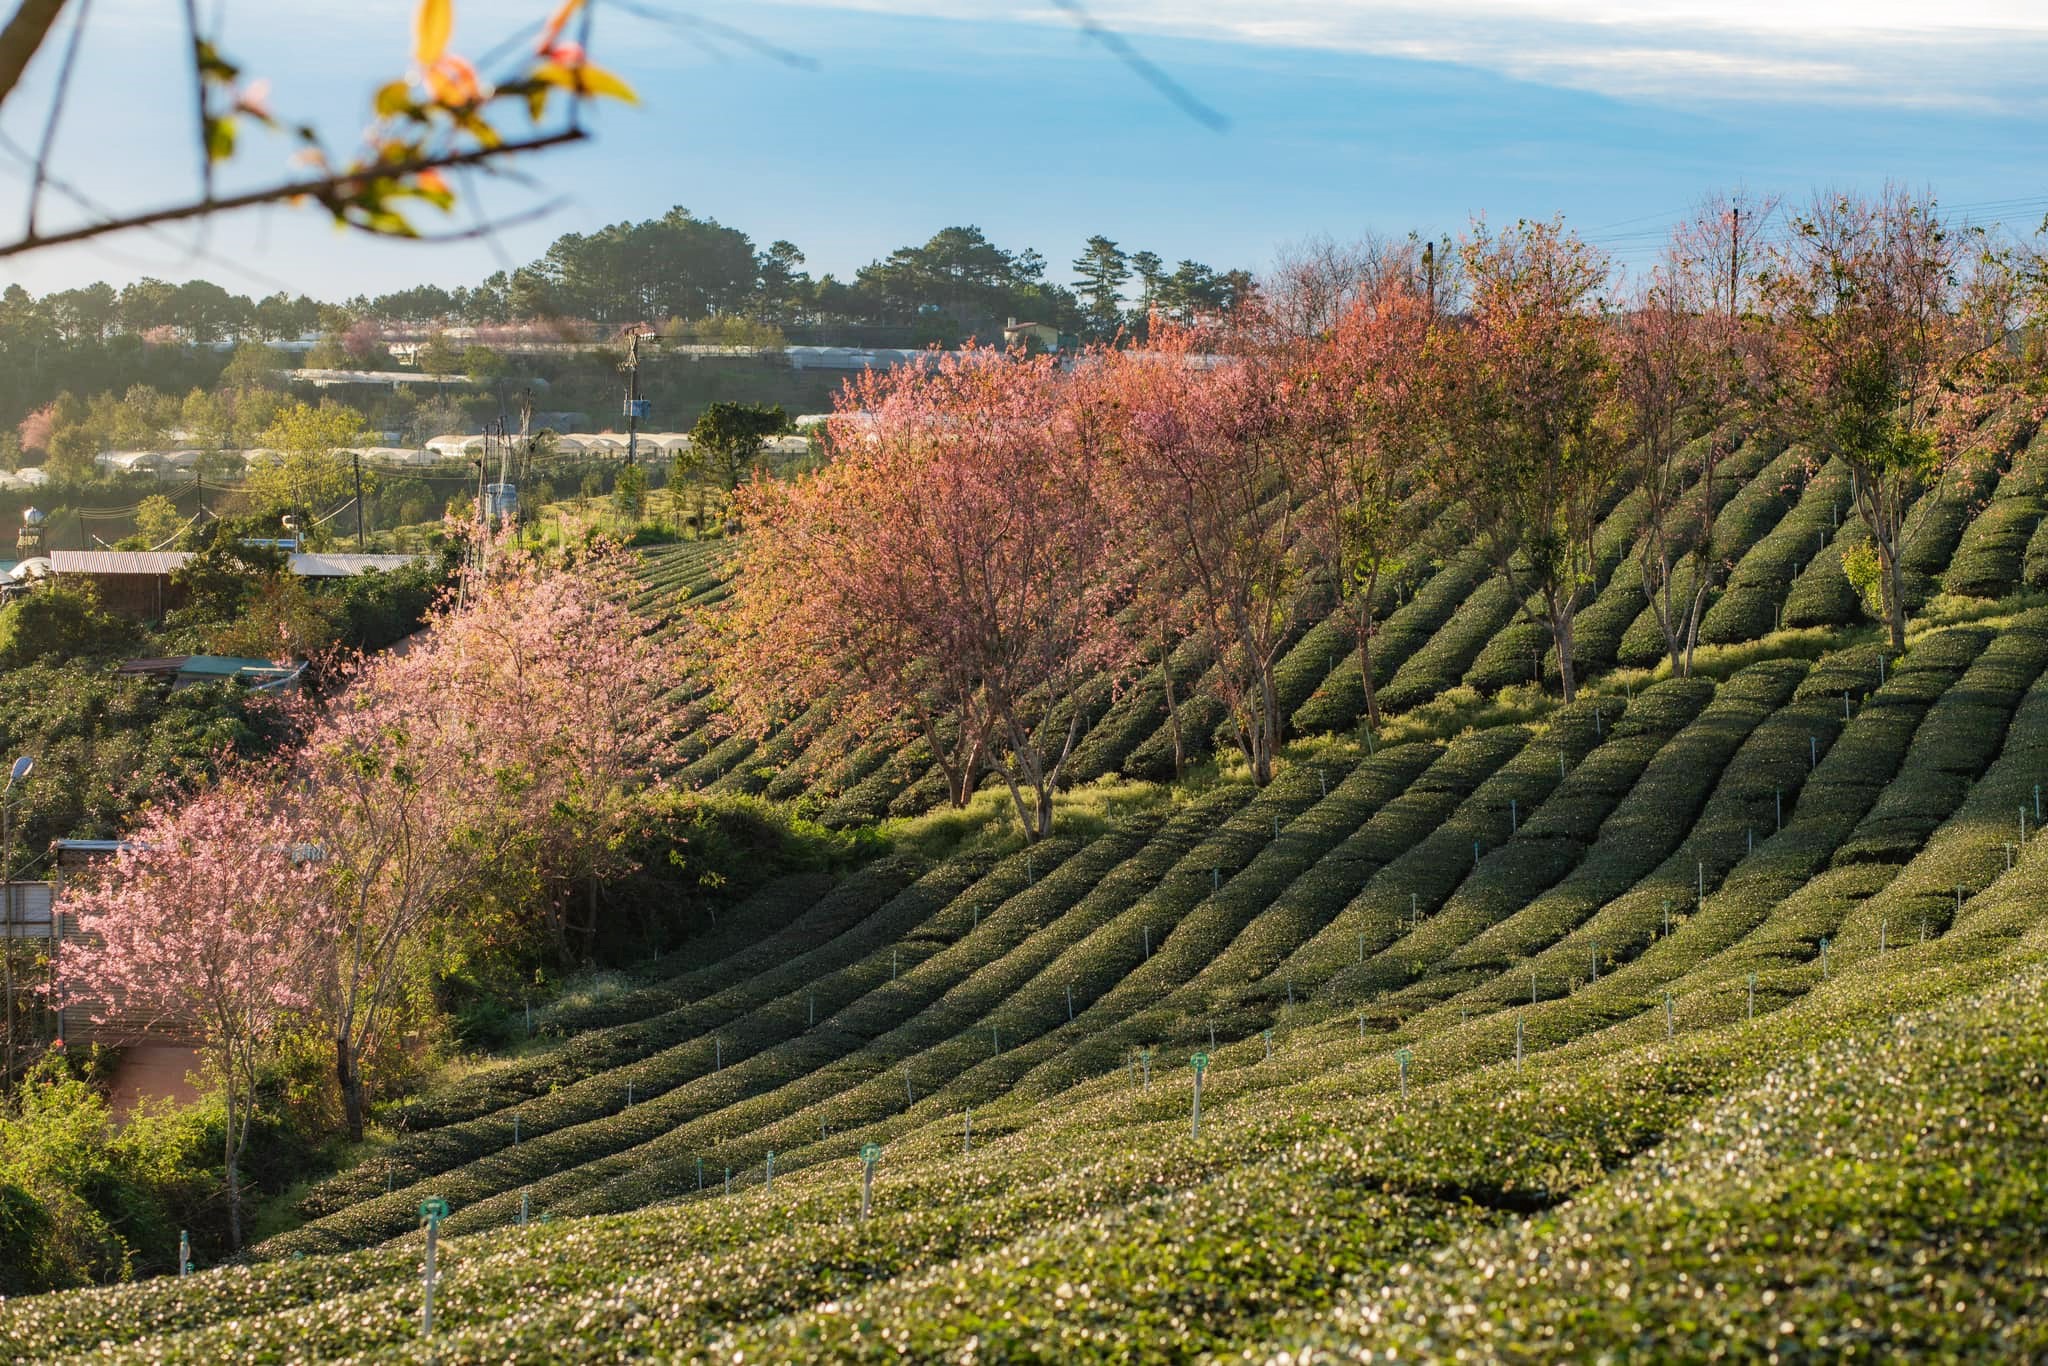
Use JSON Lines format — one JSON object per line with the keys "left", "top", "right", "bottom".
{"left": 49, "top": 550, "right": 189, "bottom": 617}
{"left": 49, "top": 549, "right": 421, "bottom": 620}
{"left": 1002, "top": 318, "right": 1062, "bottom": 353}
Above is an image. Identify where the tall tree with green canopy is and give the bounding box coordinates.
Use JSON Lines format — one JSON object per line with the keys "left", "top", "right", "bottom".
{"left": 688, "top": 401, "right": 788, "bottom": 491}
{"left": 1072, "top": 236, "right": 1131, "bottom": 339}
{"left": 1758, "top": 187, "right": 2013, "bottom": 653}
{"left": 248, "top": 400, "right": 369, "bottom": 529}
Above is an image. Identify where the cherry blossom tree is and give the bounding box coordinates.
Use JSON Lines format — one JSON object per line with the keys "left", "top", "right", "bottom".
{"left": 442, "top": 542, "right": 672, "bottom": 954}
{"left": 1435, "top": 218, "right": 1618, "bottom": 702}
{"left": 299, "top": 539, "right": 668, "bottom": 1138}
{"left": 53, "top": 772, "right": 332, "bottom": 1248}
{"left": 718, "top": 348, "right": 1126, "bottom": 838}
{"left": 1289, "top": 269, "right": 1437, "bottom": 730}
{"left": 1100, "top": 323, "right": 1299, "bottom": 785}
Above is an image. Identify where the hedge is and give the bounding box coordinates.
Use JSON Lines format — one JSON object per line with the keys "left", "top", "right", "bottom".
{"left": 1780, "top": 513, "right": 1868, "bottom": 628}
{"left": 1691, "top": 454, "right": 1845, "bottom": 647}
{"left": 1833, "top": 608, "right": 2048, "bottom": 866}
{"left": 1312, "top": 696, "right": 1630, "bottom": 1004}
{"left": 1378, "top": 572, "right": 1522, "bottom": 715}
{"left": 1898, "top": 459, "right": 2000, "bottom": 610}
{"left": 1403, "top": 662, "right": 1806, "bottom": 1009}
{"left": 1292, "top": 547, "right": 1491, "bottom": 734}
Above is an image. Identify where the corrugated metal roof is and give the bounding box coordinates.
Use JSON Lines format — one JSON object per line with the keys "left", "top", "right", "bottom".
{"left": 175, "top": 656, "right": 282, "bottom": 677}
{"left": 287, "top": 553, "right": 420, "bottom": 577}
{"left": 52, "top": 550, "right": 418, "bottom": 578}
{"left": 50, "top": 550, "right": 191, "bottom": 575}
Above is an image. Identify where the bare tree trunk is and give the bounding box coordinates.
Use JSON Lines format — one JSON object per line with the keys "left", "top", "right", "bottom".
{"left": 1681, "top": 576, "right": 1710, "bottom": 677}
{"left": 1348, "top": 582, "right": 1381, "bottom": 732}
{"left": 1885, "top": 539, "right": 1908, "bottom": 653}
{"left": 1547, "top": 589, "right": 1580, "bottom": 704}
{"left": 223, "top": 1082, "right": 243, "bottom": 1250}
{"left": 1157, "top": 642, "right": 1184, "bottom": 781}
{"left": 336, "top": 1034, "right": 365, "bottom": 1144}
{"left": 1659, "top": 546, "right": 1684, "bottom": 678}
{"left": 1252, "top": 662, "right": 1280, "bottom": 786}
{"left": 1357, "top": 631, "right": 1379, "bottom": 732}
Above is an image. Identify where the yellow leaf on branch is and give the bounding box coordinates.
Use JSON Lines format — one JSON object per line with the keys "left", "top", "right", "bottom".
{"left": 414, "top": 0, "right": 453, "bottom": 66}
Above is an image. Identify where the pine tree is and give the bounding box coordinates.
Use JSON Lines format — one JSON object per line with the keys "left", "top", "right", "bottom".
{"left": 1071, "top": 236, "right": 1131, "bottom": 339}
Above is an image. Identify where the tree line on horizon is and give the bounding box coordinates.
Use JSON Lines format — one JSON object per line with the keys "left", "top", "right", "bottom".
{"left": 5, "top": 207, "right": 1254, "bottom": 355}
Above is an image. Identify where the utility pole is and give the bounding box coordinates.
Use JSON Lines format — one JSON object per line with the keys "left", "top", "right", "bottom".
{"left": 494, "top": 416, "right": 512, "bottom": 531}
{"left": 352, "top": 451, "right": 365, "bottom": 550}
{"left": 471, "top": 437, "right": 489, "bottom": 588}
{"left": 621, "top": 330, "right": 654, "bottom": 466}
{"left": 518, "top": 389, "right": 535, "bottom": 516}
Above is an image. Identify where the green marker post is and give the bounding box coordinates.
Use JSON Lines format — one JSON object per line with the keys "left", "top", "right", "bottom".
{"left": 860, "top": 1143, "right": 881, "bottom": 1221}
{"left": 419, "top": 1197, "right": 450, "bottom": 1336}
{"left": 1190, "top": 1052, "right": 1209, "bottom": 1137}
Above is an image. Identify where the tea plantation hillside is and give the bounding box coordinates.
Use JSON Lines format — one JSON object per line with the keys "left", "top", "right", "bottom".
{"left": 11, "top": 426, "right": 2048, "bottom": 1361}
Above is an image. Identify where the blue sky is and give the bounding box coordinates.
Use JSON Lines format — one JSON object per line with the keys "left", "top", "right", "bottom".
{"left": 1, "top": 0, "right": 2045, "bottom": 300}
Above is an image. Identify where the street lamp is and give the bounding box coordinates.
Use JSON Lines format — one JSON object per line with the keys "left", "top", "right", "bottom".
{"left": 2, "top": 754, "right": 32, "bottom": 1075}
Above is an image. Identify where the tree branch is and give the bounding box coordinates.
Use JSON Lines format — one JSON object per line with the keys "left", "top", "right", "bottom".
{"left": 181, "top": 0, "right": 209, "bottom": 206}
{"left": 22, "top": 0, "right": 85, "bottom": 238}
{"left": 0, "top": 126, "right": 585, "bottom": 259}
{"left": 0, "top": 0, "right": 67, "bottom": 109}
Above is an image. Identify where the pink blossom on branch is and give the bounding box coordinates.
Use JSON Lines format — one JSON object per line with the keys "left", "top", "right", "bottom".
{"left": 53, "top": 770, "right": 334, "bottom": 1248}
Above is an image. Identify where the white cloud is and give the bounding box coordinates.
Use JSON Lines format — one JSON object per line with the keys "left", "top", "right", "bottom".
{"left": 772, "top": 0, "right": 2048, "bottom": 109}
